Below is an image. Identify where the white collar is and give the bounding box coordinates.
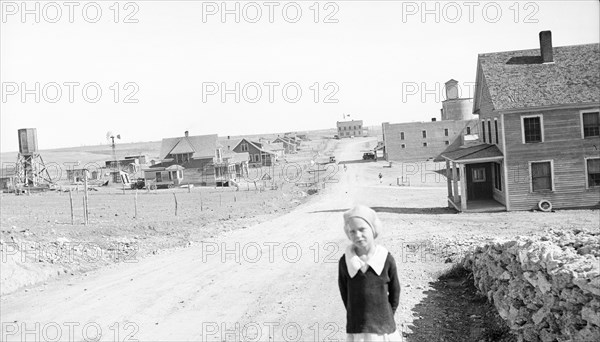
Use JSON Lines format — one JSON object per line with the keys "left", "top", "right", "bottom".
{"left": 345, "top": 244, "right": 388, "bottom": 278}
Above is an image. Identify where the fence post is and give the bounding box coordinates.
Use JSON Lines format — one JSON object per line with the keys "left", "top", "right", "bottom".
{"left": 134, "top": 190, "right": 138, "bottom": 219}
{"left": 83, "top": 171, "right": 89, "bottom": 224}
{"left": 173, "top": 192, "right": 178, "bottom": 216}
{"left": 69, "top": 190, "right": 74, "bottom": 225}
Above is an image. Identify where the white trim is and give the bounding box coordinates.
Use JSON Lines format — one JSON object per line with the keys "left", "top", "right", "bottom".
{"left": 501, "top": 114, "right": 510, "bottom": 210}
{"left": 521, "top": 114, "right": 545, "bottom": 144}
{"left": 580, "top": 108, "right": 600, "bottom": 139}
{"left": 493, "top": 161, "right": 503, "bottom": 192}
{"left": 444, "top": 156, "right": 503, "bottom": 164}
{"left": 472, "top": 167, "right": 486, "bottom": 182}
{"left": 497, "top": 102, "right": 600, "bottom": 115}
{"left": 528, "top": 160, "right": 555, "bottom": 193}
{"left": 584, "top": 156, "right": 600, "bottom": 189}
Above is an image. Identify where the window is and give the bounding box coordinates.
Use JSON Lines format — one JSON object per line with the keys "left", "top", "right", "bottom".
{"left": 358, "top": 125, "right": 361, "bottom": 129}
{"left": 254, "top": 154, "right": 260, "bottom": 162}
{"left": 494, "top": 119, "right": 499, "bottom": 144}
{"left": 354, "top": 126, "right": 356, "bottom": 130}
{"left": 168, "top": 172, "right": 173, "bottom": 181}
{"left": 422, "top": 130, "right": 427, "bottom": 138}
{"left": 482, "top": 121, "right": 486, "bottom": 143}
{"left": 472, "top": 168, "right": 486, "bottom": 182}
{"left": 444, "top": 141, "right": 449, "bottom": 145}
{"left": 401, "top": 144, "right": 406, "bottom": 149}
{"left": 241, "top": 143, "right": 248, "bottom": 152}
{"left": 423, "top": 142, "right": 428, "bottom": 147}
{"left": 156, "top": 172, "right": 162, "bottom": 183}
{"left": 522, "top": 115, "right": 543, "bottom": 143}
{"left": 493, "top": 163, "right": 502, "bottom": 191}
{"left": 444, "top": 128, "right": 449, "bottom": 136}
{"left": 582, "top": 111, "right": 600, "bottom": 138}
{"left": 531, "top": 161, "right": 552, "bottom": 191}
{"left": 400, "top": 132, "right": 405, "bottom": 140}
{"left": 587, "top": 158, "right": 600, "bottom": 187}
{"left": 466, "top": 127, "right": 471, "bottom": 135}
{"left": 488, "top": 120, "right": 492, "bottom": 144}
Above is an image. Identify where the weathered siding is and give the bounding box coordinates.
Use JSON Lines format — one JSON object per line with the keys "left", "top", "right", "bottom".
{"left": 504, "top": 107, "right": 600, "bottom": 210}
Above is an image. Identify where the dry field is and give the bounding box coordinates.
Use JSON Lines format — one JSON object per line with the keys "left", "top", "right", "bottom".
{"left": 1, "top": 137, "right": 598, "bottom": 341}
{"left": 0, "top": 136, "right": 338, "bottom": 295}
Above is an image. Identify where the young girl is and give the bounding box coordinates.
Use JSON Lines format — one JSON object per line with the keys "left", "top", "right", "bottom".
{"left": 338, "top": 205, "right": 401, "bottom": 342}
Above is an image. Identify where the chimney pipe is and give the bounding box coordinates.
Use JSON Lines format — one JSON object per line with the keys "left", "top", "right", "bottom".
{"left": 184, "top": 130, "right": 189, "bottom": 137}
{"left": 539, "top": 31, "right": 553, "bottom": 63}
{"left": 431, "top": 118, "right": 436, "bottom": 122}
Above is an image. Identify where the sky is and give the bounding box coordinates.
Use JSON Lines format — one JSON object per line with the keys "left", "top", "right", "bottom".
{"left": 1, "top": 0, "right": 599, "bottom": 152}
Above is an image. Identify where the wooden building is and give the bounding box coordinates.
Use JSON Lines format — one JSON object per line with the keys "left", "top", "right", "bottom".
{"left": 232, "top": 138, "right": 278, "bottom": 167}
{"left": 273, "top": 137, "right": 297, "bottom": 154}
{"left": 441, "top": 31, "right": 600, "bottom": 212}
{"left": 146, "top": 132, "right": 248, "bottom": 187}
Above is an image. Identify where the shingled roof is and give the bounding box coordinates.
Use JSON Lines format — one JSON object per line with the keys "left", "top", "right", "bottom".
{"left": 475, "top": 42, "right": 599, "bottom": 112}
{"left": 159, "top": 134, "right": 219, "bottom": 160}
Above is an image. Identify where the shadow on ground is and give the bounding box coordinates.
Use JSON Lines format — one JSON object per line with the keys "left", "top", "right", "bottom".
{"left": 338, "top": 159, "right": 378, "bottom": 165}
{"left": 404, "top": 266, "right": 516, "bottom": 342}
{"left": 310, "top": 207, "right": 457, "bottom": 215}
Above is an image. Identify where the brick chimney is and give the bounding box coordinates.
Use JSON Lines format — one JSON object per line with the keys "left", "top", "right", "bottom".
{"left": 539, "top": 31, "right": 553, "bottom": 63}
{"left": 184, "top": 130, "right": 189, "bottom": 137}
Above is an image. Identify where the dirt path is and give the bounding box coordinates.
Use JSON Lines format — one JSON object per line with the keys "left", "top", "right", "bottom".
{"left": 0, "top": 139, "right": 372, "bottom": 341}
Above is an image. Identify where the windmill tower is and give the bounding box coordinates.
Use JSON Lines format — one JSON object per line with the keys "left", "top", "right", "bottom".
{"left": 106, "top": 131, "right": 121, "bottom": 183}
{"left": 15, "top": 128, "right": 53, "bottom": 187}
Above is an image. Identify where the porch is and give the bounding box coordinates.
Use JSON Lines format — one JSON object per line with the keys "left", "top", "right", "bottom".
{"left": 447, "top": 196, "right": 506, "bottom": 213}
{"left": 441, "top": 144, "right": 507, "bottom": 213}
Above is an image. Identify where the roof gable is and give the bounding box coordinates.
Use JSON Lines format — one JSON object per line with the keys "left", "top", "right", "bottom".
{"left": 159, "top": 134, "right": 218, "bottom": 160}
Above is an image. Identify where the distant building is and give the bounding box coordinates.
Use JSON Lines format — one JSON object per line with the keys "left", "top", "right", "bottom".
{"left": 337, "top": 120, "right": 364, "bottom": 138}
{"left": 383, "top": 80, "right": 478, "bottom": 162}
{"left": 441, "top": 31, "right": 600, "bottom": 212}
{"left": 146, "top": 131, "right": 248, "bottom": 187}
{"left": 232, "top": 138, "right": 279, "bottom": 167}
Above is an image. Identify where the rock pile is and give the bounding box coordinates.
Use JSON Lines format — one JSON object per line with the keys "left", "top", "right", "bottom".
{"left": 462, "top": 229, "right": 600, "bottom": 342}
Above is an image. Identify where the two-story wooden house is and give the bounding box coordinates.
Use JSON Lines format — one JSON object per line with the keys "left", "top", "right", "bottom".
{"left": 145, "top": 132, "right": 247, "bottom": 187}
{"left": 232, "top": 139, "right": 278, "bottom": 167}
{"left": 441, "top": 31, "right": 600, "bottom": 212}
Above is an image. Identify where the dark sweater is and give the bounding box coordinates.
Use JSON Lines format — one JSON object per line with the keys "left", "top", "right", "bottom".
{"left": 338, "top": 253, "right": 400, "bottom": 334}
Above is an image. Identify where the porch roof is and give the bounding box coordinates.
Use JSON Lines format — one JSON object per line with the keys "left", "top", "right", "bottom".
{"left": 441, "top": 144, "right": 503, "bottom": 163}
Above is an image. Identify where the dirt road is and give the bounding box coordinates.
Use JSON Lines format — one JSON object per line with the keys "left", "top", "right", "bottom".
{"left": 0, "top": 138, "right": 379, "bottom": 341}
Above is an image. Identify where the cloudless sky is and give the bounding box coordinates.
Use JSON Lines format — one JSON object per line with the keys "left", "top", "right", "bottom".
{"left": 1, "top": 0, "right": 598, "bottom": 152}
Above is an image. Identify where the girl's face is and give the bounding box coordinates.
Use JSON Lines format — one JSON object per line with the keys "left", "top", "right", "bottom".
{"left": 346, "top": 217, "right": 375, "bottom": 251}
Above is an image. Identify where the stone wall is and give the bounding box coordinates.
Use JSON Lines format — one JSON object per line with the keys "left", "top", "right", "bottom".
{"left": 462, "top": 229, "right": 600, "bottom": 342}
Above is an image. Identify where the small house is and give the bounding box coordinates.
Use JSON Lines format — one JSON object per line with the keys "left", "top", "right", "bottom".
{"left": 232, "top": 138, "right": 278, "bottom": 167}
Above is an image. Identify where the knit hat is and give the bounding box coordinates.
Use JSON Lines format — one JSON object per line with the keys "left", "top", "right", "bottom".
{"left": 343, "top": 205, "right": 382, "bottom": 239}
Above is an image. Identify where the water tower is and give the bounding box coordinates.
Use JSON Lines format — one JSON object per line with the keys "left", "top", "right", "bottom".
{"left": 15, "top": 128, "right": 53, "bottom": 187}
{"left": 441, "top": 79, "right": 476, "bottom": 121}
